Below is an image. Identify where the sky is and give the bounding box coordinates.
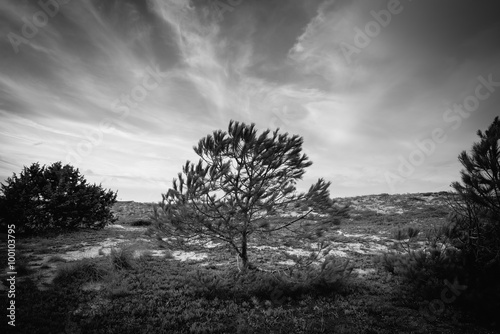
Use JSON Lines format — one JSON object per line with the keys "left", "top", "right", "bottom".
{"left": 0, "top": 0, "right": 499, "bottom": 202}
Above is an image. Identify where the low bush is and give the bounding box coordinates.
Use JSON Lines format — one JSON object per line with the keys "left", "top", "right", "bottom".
{"left": 381, "top": 224, "right": 466, "bottom": 294}
{"left": 382, "top": 248, "right": 465, "bottom": 297}
{"left": 0, "top": 161, "right": 117, "bottom": 235}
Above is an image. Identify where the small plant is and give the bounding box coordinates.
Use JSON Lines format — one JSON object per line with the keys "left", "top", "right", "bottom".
{"left": 110, "top": 247, "right": 135, "bottom": 270}
{"left": 53, "top": 258, "right": 109, "bottom": 285}
{"left": 380, "top": 252, "right": 399, "bottom": 274}
{"left": 391, "top": 226, "right": 421, "bottom": 253}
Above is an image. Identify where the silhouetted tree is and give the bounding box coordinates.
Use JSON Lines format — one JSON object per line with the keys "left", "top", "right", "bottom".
{"left": 154, "top": 120, "right": 348, "bottom": 270}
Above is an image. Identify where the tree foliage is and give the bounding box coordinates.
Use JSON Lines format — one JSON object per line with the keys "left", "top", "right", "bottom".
{"left": 446, "top": 116, "right": 500, "bottom": 326}
{"left": 154, "top": 120, "right": 348, "bottom": 269}
{"left": 0, "top": 161, "right": 117, "bottom": 235}
{"left": 450, "top": 116, "right": 500, "bottom": 271}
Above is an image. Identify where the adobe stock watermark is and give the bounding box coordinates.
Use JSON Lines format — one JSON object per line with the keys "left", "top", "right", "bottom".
{"left": 65, "top": 66, "right": 168, "bottom": 165}
{"left": 204, "top": 0, "right": 243, "bottom": 23}
{"left": 340, "top": 0, "right": 407, "bottom": 65}
{"left": 419, "top": 277, "right": 467, "bottom": 322}
{"left": 6, "top": 224, "right": 17, "bottom": 327}
{"left": 7, "top": 0, "right": 72, "bottom": 54}
{"left": 384, "top": 73, "right": 500, "bottom": 192}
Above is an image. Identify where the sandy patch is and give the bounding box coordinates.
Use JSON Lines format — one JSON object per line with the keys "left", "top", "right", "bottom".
{"left": 185, "top": 238, "right": 223, "bottom": 248}
{"left": 353, "top": 268, "right": 377, "bottom": 277}
{"left": 329, "top": 250, "right": 349, "bottom": 257}
{"left": 106, "top": 224, "right": 147, "bottom": 232}
{"left": 330, "top": 241, "right": 389, "bottom": 255}
{"left": 60, "top": 238, "right": 124, "bottom": 261}
{"left": 133, "top": 249, "right": 168, "bottom": 258}
{"left": 171, "top": 250, "right": 208, "bottom": 261}
{"left": 132, "top": 249, "right": 213, "bottom": 261}
{"left": 161, "top": 236, "right": 223, "bottom": 249}
{"left": 252, "top": 244, "right": 349, "bottom": 262}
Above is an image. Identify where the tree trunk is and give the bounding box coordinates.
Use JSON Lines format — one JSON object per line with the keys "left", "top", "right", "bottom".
{"left": 239, "top": 232, "right": 249, "bottom": 270}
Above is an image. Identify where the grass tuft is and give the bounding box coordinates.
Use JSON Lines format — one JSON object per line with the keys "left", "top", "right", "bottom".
{"left": 110, "top": 246, "right": 135, "bottom": 270}
{"left": 53, "top": 258, "right": 109, "bottom": 285}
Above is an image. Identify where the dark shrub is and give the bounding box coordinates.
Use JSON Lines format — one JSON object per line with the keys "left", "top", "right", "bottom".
{"left": 0, "top": 161, "right": 117, "bottom": 235}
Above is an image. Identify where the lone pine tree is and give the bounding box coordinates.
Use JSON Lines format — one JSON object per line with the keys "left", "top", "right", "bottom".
{"left": 154, "top": 120, "right": 348, "bottom": 270}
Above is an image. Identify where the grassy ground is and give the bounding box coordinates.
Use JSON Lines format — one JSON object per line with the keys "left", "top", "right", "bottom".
{"left": 1, "top": 192, "right": 498, "bottom": 333}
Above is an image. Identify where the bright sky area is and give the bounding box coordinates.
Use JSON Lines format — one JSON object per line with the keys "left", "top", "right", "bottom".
{"left": 1, "top": 0, "right": 499, "bottom": 202}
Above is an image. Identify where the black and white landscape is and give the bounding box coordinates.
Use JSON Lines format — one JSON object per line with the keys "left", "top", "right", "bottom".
{"left": 1, "top": 1, "right": 499, "bottom": 333}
